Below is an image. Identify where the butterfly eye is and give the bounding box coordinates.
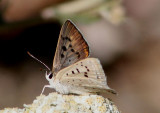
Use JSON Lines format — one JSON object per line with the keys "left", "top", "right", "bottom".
{"left": 49, "top": 73, "right": 53, "bottom": 79}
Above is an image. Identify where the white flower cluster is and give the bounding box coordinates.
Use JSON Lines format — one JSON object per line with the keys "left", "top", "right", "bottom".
{"left": 0, "top": 92, "right": 120, "bottom": 113}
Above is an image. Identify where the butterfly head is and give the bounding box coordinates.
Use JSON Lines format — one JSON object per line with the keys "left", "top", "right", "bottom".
{"left": 27, "top": 52, "right": 54, "bottom": 81}
{"left": 45, "top": 71, "right": 54, "bottom": 81}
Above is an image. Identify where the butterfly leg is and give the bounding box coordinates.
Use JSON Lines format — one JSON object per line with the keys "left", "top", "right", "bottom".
{"left": 41, "top": 85, "right": 53, "bottom": 95}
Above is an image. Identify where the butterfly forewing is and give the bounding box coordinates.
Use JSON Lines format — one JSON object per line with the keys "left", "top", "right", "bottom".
{"left": 56, "top": 58, "right": 116, "bottom": 94}
{"left": 52, "top": 20, "right": 90, "bottom": 74}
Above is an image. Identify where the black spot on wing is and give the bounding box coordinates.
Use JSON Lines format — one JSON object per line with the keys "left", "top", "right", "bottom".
{"left": 62, "top": 46, "right": 67, "bottom": 51}
{"left": 81, "top": 62, "right": 83, "bottom": 66}
{"left": 85, "top": 66, "right": 90, "bottom": 72}
{"left": 61, "top": 54, "right": 64, "bottom": 58}
{"left": 72, "top": 71, "right": 75, "bottom": 74}
{"left": 61, "top": 35, "right": 71, "bottom": 42}
{"left": 67, "top": 37, "right": 71, "bottom": 41}
{"left": 69, "top": 44, "right": 72, "bottom": 47}
{"left": 76, "top": 52, "right": 80, "bottom": 58}
{"left": 84, "top": 72, "right": 88, "bottom": 77}
{"left": 71, "top": 49, "right": 75, "bottom": 52}
{"left": 76, "top": 68, "right": 80, "bottom": 73}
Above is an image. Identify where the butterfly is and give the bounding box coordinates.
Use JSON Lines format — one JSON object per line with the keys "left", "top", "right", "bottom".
{"left": 28, "top": 19, "right": 116, "bottom": 95}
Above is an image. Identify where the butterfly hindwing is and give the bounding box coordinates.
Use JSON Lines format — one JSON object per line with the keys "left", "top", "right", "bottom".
{"left": 52, "top": 20, "right": 90, "bottom": 74}
{"left": 56, "top": 58, "right": 116, "bottom": 94}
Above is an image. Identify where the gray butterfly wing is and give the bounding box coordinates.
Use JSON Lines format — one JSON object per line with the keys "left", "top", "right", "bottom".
{"left": 52, "top": 20, "right": 90, "bottom": 74}
{"left": 56, "top": 58, "right": 116, "bottom": 94}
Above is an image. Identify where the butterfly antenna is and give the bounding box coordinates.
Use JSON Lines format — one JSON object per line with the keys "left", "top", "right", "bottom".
{"left": 27, "top": 51, "right": 51, "bottom": 71}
